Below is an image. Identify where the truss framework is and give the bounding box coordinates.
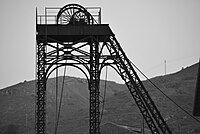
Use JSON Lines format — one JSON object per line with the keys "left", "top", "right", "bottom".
{"left": 36, "top": 32, "right": 171, "bottom": 134}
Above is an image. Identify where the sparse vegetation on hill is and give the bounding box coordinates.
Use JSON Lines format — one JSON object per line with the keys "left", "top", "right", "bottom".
{"left": 0, "top": 63, "right": 200, "bottom": 134}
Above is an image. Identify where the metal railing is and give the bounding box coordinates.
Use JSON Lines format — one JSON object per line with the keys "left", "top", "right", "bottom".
{"left": 37, "top": 7, "right": 101, "bottom": 25}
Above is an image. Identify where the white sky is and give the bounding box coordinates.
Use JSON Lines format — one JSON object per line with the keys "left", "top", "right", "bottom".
{"left": 0, "top": 0, "right": 200, "bottom": 89}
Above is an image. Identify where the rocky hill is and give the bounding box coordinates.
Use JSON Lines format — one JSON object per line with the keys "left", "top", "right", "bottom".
{"left": 0, "top": 63, "right": 200, "bottom": 134}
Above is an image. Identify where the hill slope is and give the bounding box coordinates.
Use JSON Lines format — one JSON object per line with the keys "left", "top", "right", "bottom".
{"left": 0, "top": 63, "right": 200, "bottom": 133}
{"left": 0, "top": 76, "right": 126, "bottom": 134}
{"left": 100, "top": 63, "right": 200, "bottom": 134}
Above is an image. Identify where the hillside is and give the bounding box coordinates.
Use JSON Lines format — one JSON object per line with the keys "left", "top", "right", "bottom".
{"left": 0, "top": 63, "right": 200, "bottom": 134}
{"left": 0, "top": 76, "right": 126, "bottom": 134}
{"left": 101, "top": 63, "right": 200, "bottom": 134}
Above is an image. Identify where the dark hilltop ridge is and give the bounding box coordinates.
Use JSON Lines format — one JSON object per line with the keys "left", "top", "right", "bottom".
{"left": 0, "top": 63, "right": 200, "bottom": 134}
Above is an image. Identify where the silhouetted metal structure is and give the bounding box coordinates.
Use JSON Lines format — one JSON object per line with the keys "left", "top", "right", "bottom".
{"left": 193, "top": 60, "right": 200, "bottom": 116}
{"left": 36, "top": 4, "right": 171, "bottom": 134}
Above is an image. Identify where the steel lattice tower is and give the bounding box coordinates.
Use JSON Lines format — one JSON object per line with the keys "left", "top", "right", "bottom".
{"left": 36, "top": 4, "right": 171, "bottom": 134}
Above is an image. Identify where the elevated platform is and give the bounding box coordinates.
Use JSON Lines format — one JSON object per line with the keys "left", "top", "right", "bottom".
{"left": 37, "top": 24, "right": 113, "bottom": 42}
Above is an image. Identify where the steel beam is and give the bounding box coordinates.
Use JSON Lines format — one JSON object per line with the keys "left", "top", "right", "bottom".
{"left": 36, "top": 41, "right": 46, "bottom": 134}
{"left": 89, "top": 37, "right": 100, "bottom": 133}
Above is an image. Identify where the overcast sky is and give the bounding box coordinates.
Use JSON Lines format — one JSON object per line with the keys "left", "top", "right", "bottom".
{"left": 0, "top": 0, "right": 199, "bottom": 89}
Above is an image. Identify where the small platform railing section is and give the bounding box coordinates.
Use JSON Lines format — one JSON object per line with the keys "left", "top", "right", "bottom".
{"left": 37, "top": 7, "right": 101, "bottom": 25}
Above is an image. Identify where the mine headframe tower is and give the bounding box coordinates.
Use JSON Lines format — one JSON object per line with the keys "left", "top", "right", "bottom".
{"left": 36, "top": 4, "right": 171, "bottom": 134}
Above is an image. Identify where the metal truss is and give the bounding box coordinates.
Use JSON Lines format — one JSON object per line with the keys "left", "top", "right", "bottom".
{"left": 36, "top": 33, "right": 172, "bottom": 134}
{"left": 36, "top": 35, "right": 114, "bottom": 134}
{"left": 36, "top": 40, "right": 47, "bottom": 134}
{"left": 89, "top": 37, "right": 100, "bottom": 133}
{"left": 36, "top": 3, "right": 171, "bottom": 132}
{"left": 36, "top": 32, "right": 172, "bottom": 134}
{"left": 104, "top": 35, "right": 172, "bottom": 134}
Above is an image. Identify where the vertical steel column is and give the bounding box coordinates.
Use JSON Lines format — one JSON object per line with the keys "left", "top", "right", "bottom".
{"left": 89, "top": 37, "right": 100, "bottom": 134}
{"left": 36, "top": 40, "right": 46, "bottom": 134}
{"left": 193, "top": 59, "right": 200, "bottom": 116}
